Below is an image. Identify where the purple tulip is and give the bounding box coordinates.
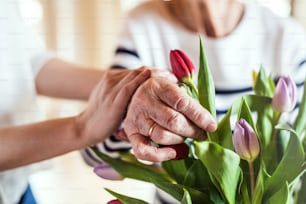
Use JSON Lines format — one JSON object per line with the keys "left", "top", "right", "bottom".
{"left": 170, "top": 49, "right": 195, "bottom": 82}
{"left": 93, "top": 163, "right": 123, "bottom": 180}
{"left": 272, "top": 76, "right": 297, "bottom": 112}
{"left": 233, "top": 119, "right": 260, "bottom": 162}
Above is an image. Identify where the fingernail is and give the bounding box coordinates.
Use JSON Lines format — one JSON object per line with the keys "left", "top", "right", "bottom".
{"left": 207, "top": 122, "right": 217, "bottom": 132}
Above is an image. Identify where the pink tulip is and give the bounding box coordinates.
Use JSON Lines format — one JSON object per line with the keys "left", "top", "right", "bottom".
{"left": 93, "top": 163, "right": 123, "bottom": 180}
{"left": 272, "top": 76, "right": 297, "bottom": 112}
{"left": 170, "top": 49, "right": 195, "bottom": 82}
{"left": 233, "top": 119, "right": 260, "bottom": 162}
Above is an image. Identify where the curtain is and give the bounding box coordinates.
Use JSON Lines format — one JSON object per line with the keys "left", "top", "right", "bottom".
{"left": 32, "top": 0, "right": 123, "bottom": 118}
{"left": 40, "top": 0, "right": 122, "bottom": 68}
{"left": 291, "top": 0, "right": 306, "bottom": 28}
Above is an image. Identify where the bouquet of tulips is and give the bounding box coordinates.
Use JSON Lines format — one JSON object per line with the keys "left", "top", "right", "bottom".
{"left": 92, "top": 37, "right": 305, "bottom": 204}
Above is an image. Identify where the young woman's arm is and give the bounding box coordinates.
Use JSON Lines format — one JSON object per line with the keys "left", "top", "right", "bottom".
{"left": 0, "top": 68, "right": 150, "bottom": 170}
{"left": 35, "top": 58, "right": 104, "bottom": 100}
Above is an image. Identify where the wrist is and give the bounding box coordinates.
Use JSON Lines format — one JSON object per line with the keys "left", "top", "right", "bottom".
{"left": 73, "top": 113, "right": 89, "bottom": 148}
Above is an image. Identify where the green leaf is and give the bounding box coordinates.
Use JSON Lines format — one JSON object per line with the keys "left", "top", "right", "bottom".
{"left": 181, "top": 188, "right": 192, "bottom": 204}
{"left": 194, "top": 141, "right": 241, "bottom": 204}
{"left": 183, "top": 159, "right": 211, "bottom": 190}
{"left": 256, "top": 107, "right": 274, "bottom": 148}
{"left": 105, "top": 188, "right": 149, "bottom": 204}
{"left": 211, "top": 108, "right": 234, "bottom": 150}
{"left": 162, "top": 158, "right": 192, "bottom": 184}
{"left": 252, "top": 163, "right": 269, "bottom": 204}
{"left": 295, "top": 173, "right": 306, "bottom": 204}
{"left": 237, "top": 97, "right": 256, "bottom": 130}
{"left": 263, "top": 129, "right": 304, "bottom": 201}
{"left": 293, "top": 78, "right": 306, "bottom": 139}
{"left": 198, "top": 36, "right": 216, "bottom": 119}
{"left": 91, "top": 147, "right": 171, "bottom": 183}
{"left": 265, "top": 182, "right": 289, "bottom": 204}
{"left": 155, "top": 181, "right": 211, "bottom": 203}
{"left": 254, "top": 66, "right": 275, "bottom": 97}
{"left": 239, "top": 178, "right": 251, "bottom": 204}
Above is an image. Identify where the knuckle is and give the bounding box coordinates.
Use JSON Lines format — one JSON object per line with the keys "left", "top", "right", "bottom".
{"left": 133, "top": 145, "right": 150, "bottom": 160}
{"left": 166, "top": 112, "right": 183, "bottom": 131}
{"left": 175, "top": 97, "right": 191, "bottom": 112}
{"left": 151, "top": 130, "right": 165, "bottom": 143}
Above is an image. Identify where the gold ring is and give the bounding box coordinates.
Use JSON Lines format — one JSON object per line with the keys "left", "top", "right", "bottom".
{"left": 148, "top": 123, "right": 157, "bottom": 137}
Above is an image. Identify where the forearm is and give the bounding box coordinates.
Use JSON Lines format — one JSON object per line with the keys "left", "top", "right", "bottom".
{"left": 0, "top": 116, "right": 88, "bottom": 170}
{"left": 35, "top": 58, "right": 104, "bottom": 100}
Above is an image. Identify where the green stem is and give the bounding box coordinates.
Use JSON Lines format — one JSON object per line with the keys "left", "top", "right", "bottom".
{"left": 186, "top": 81, "right": 199, "bottom": 98}
{"left": 249, "top": 161, "right": 255, "bottom": 200}
{"left": 271, "top": 112, "right": 282, "bottom": 143}
{"left": 271, "top": 112, "right": 282, "bottom": 161}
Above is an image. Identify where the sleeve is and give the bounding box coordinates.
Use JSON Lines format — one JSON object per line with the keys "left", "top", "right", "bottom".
{"left": 110, "top": 21, "right": 144, "bottom": 69}
{"left": 15, "top": 7, "right": 57, "bottom": 77}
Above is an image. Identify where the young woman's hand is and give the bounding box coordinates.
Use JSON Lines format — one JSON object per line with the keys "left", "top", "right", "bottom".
{"left": 77, "top": 68, "right": 150, "bottom": 146}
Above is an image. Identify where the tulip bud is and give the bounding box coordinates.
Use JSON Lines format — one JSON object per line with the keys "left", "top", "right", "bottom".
{"left": 252, "top": 70, "right": 258, "bottom": 88}
{"left": 272, "top": 76, "right": 297, "bottom": 112}
{"left": 170, "top": 49, "right": 195, "bottom": 83}
{"left": 233, "top": 119, "right": 260, "bottom": 162}
{"left": 94, "top": 163, "right": 123, "bottom": 180}
{"left": 107, "top": 199, "right": 123, "bottom": 204}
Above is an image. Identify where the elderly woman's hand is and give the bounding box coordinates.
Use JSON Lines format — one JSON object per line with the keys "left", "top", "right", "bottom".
{"left": 123, "top": 75, "right": 217, "bottom": 162}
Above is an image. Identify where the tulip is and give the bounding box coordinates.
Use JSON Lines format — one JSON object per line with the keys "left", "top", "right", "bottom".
{"left": 272, "top": 76, "right": 297, "bottom": 112}
{"left": 170, "top": 49, "right": 195, "bottom": 83}
{"left": 107, "top": 199, "right": 123, "bottom": 204}
{"left": 93, "top": 163, "right": 123, "bottom": 180}
{"left": 232, "top": 119, "right": 260, "bottom": 162}
{"left": 252, "top": 70, "right": 258, "bottom": 88}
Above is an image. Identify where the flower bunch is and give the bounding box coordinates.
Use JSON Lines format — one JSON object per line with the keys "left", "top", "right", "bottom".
{"left": 92, "top": 37, "right": 305, "bottom": 204}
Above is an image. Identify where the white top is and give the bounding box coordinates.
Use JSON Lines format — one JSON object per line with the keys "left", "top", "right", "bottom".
{"left": 0, "top": 1, "right": 54, "bottom": 203}
{"left": 85, "top": 2, "right": 306, "bottom": 163}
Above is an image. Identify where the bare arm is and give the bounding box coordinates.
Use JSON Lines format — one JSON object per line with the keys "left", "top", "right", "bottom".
{"left": 35, "top": 58, "right": 103, "bottom": 100}
{"left": 0, "top": 117, "right": 83, "bottom": 170}
{"left": 0, "top": 68, "right": 150, "bottom": 170}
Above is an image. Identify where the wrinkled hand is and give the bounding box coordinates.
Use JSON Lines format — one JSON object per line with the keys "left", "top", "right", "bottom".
{"left": 124, "top": 76, "right": 217, "bottom": 162}
{"left": 77, "top": 68, "right": 150, "bottom": 146}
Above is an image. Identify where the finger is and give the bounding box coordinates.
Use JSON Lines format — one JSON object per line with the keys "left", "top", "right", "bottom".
{"left": 114, "top": 129, "right": 129, "bottom": 141}
{"left": 128, "top": 133, "right": 177, "bottom": 162}
{"left": 144, "top": 100, "right": 207, "bottom": 140}
{"left": 150, "top": 69, "right": 177, "bottom": 82}
{"left": 148, "top": 122, "right": 185, "bottom": 145}
{"left": 157, "top": 82, "right": 217, "bottom": 132}
{"left": 115, "top": 69, "right": 150, "bottom": 104}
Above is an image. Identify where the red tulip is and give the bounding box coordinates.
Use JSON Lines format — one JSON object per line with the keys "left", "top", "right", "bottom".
{"left": 107, "top": 199, "right": 123, "bottom": 204}
{"left": 170, "top": 49, "right": 195, "bottom": 82}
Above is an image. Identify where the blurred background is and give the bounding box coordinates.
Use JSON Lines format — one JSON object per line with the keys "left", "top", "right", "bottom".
{"left": 15, "top": 0, "right": 306, "bottom": 203}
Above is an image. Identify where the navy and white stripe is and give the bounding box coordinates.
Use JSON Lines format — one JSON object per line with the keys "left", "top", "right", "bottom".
{"left": 82, "top": 1, "right": 306, "bottom": 166}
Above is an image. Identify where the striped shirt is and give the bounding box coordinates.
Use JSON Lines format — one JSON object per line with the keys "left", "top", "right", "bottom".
{"left": 82, "top": 2, "right": 306, "bottom": 165}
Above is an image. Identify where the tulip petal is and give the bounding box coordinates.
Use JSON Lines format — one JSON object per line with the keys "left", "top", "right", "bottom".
{"left": 170, "top": 50, "right": 195, "bottom": 82}
{"left": 233, "top": 119, "right": 260, "bottom": 162}
{"left": 272, "top": 76, "right": 297, "bottom": 112}
{"left": 107, "top": 199, "right": 124, "bottom": 204}
{"left": 175, "top": 49, "right": 196, "bottom": 74}
{"left": 94, "top": 163, "right": 123, "bottom": 180}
